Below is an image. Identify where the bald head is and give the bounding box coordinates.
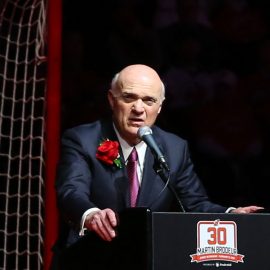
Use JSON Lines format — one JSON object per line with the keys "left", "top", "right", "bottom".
{"left": 111, "top": 64, "right": 165, "bottom": 103}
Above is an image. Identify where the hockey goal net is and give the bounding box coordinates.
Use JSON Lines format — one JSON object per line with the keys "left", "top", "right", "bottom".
{"left": 0, "top": 0, "right": 47, "bottom": 269}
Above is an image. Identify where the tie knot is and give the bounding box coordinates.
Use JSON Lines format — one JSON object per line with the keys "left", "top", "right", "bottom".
{"left": 128, "top": 148, "right": 138, "bottom": 162}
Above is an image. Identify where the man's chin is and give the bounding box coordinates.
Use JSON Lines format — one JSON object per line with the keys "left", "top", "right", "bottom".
{"left": 126, "top": 123, "right": 148, "bottom": 137}
{"left": 124, "top": 125, "right": 140, "bottom": 138}
{"left": 129, "top": 126, "right": 139, "bottom": 134}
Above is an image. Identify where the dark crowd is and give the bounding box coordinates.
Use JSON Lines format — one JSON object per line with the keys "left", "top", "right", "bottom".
{"left": 61, "top": 0, "right": 270, "bottom": 208}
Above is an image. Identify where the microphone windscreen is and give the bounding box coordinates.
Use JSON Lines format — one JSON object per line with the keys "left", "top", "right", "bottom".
{"left": 138, "top": 126, "right": 152, "bottom": 138}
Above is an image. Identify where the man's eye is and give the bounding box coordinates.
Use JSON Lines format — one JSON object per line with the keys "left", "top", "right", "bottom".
{"left": 122, "top": 95, "right": 136, "bottom": 102}
{"left": 120, "top": 94, "right": 157, "bottom": 106}
{"left": 142, "top": 98, "right": 157, "bottom": 106}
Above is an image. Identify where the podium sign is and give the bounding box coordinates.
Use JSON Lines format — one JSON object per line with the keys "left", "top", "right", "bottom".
{"left": 152, "top": 212, "right": 270, "bottom": 270}
{"left": 58, "top": 210, "right": 270, "bottom": 270}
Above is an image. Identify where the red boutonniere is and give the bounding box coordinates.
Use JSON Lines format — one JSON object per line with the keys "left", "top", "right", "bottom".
{"left": 96, "top": 139, "right": 122, "bottom": 168}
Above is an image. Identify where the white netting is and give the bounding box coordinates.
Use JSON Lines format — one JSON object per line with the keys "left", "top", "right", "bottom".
{"left": 0, "top": 0, "right": 47, "bottom": 269}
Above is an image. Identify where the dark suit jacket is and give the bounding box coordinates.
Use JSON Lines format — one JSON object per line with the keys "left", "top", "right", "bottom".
{"left": 55, "top": 119, "right": 227, "bottom": 248}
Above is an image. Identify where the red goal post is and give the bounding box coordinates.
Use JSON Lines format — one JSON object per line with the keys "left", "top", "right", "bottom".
{"left": 44, "top": 0, "right": 62, "bottom": 269}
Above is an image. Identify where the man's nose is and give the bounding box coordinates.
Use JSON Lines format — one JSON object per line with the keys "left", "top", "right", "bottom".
{"left": 132, "top": 99, "right": 145, "bottom": 112}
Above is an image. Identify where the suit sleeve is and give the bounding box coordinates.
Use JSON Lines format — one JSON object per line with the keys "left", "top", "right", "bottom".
{"left": 55, "top": 128, "right": 96, "bottom": 229}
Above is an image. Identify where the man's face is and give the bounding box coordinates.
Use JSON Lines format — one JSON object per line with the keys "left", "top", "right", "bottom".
{"left": 108, "top": 73, "right": 163, "bottom": 145}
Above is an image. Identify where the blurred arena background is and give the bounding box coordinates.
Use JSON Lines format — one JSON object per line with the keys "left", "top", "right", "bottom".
{"left": 1, "top": 0, "right": 270, "bottom": 269}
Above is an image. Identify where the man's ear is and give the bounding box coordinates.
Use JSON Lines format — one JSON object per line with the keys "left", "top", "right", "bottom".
{"left": 107, "top": 90, "right": 114, "bottom": 109}
{"left": 157, "top": 105, "right": 162, "bottom": 114}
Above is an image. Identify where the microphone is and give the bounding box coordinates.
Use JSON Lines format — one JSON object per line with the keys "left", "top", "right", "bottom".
{"left": 137, "top": 126, "right": 170, "bottom": 172}
{"left": 138, "top": 126, "right": 185, "bottom": 212}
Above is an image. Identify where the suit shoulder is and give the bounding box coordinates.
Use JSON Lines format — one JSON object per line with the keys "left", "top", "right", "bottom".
{"left": 61, "top": 121, "right": 104, "bottom": 147}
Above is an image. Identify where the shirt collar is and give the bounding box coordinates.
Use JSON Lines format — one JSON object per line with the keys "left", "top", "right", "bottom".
{"left": 113, "top": 124, "right": 147, "bottom": 164}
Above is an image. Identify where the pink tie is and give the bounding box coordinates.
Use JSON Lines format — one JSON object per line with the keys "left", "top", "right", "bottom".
{"left": 127, "top": 148, "right": 139, "bottom": 207}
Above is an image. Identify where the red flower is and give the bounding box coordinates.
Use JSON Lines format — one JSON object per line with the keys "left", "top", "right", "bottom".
{"left": 96, "top": 139, "right": 122, "bottom": 168}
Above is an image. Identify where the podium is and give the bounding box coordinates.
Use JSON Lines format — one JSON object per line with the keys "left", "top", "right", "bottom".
{"left": 59, "top": 208, "right": 270, "bottom": 270}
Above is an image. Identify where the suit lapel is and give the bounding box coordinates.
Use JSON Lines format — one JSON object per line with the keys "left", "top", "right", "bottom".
{"left": 100, "top": 120, "right": 130, "bottom": 207}
{"left": 136, "top": 147, "right": 161, "bottom": 207}
{"left": 136, "top": 128, "right": 169, "bottom": 208}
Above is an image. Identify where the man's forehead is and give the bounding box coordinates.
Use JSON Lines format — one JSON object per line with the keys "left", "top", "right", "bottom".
{"left": 120, "top": 81, "right": 161, "bottom": 96}
{"left": 120, "top": 75, "right": 160, "bottom": 89}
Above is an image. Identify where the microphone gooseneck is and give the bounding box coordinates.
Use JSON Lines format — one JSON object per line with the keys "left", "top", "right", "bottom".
{"left": 137, "top": 126, "right": 169, "bottom": 172}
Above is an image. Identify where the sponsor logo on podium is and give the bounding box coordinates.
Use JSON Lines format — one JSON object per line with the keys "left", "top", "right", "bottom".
{"left": 190, "top": 219, "right": 244, "bottom": 265}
